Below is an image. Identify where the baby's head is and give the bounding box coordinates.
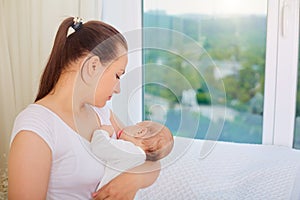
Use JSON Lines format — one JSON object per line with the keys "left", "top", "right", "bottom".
{"left": 117, "top": 121, "right": 174, "bottom": 161}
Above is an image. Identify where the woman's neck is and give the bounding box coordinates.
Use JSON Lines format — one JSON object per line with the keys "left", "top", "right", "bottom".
{"left": 36, "top": 71, "right": 100, "bottom": 141}
{"left": 37, "top": 70, "right": 87, "bottom": 113}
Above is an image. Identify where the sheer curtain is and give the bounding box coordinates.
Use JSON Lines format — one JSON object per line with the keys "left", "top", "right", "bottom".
{"left": 0, "top": 0, "right": 102, "bottom": 168}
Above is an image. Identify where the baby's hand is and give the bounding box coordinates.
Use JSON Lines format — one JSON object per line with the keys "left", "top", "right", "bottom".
{"left": 100, "top": 125, "right": 114, "bottom": 137}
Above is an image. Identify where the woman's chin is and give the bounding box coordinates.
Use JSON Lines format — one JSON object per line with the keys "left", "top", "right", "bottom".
{"left": 94, "top": 101, "right": 106, "bottom": 108}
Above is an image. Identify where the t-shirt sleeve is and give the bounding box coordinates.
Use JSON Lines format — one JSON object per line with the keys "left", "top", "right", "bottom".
{"left": 10, "top": 105, "right": 56, "bottom": 153}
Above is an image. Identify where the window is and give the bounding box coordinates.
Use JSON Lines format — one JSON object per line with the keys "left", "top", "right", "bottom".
{"left": 143, "top": 0, "right": 268, "bottom": 143}
{"left": 294, "top": 20, "right": 300, "bottom": 149}
{"left": 102, "top": 0, "right": 300, "bottom": 148}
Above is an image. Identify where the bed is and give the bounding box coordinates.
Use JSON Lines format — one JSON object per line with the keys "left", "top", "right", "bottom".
{"left": 136, "top": 136, "right": 300, "bottom": 200}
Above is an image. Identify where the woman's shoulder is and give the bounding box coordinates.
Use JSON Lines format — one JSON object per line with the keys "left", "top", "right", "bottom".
{"left": 11, "top": 104, "right": 58, "bottom": 148}
{"left": 16, "top": 103, "right": 55, "bottom": 119}
{"left": 14, "top": 104, "right": 58, "bottom": 129}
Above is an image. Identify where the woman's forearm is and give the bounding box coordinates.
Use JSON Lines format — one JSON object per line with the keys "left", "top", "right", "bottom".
{"left": 110, "top": 110, "right": 125, "bottom": 133}
{"left": 127, "top": 160, "right": 161, "bottom": 189}
{"left": 94, "top": 161, "right": 161, "bottom": 200}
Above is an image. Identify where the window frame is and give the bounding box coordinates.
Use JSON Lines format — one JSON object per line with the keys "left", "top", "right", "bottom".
{"left": 271, "top": 0, "right": 300, "bottom": 147}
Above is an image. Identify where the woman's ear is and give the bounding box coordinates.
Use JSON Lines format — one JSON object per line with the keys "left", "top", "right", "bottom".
{"left": 86, "top": 55, "right": 102, "bottom": 78}
{"left": 81, "top": 55, "right": 105, "bottom": 83}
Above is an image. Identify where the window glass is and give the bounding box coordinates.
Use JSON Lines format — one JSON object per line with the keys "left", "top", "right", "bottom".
{"left": 143, "top": 0, "right": 268, "bottom": 143}
{"left": 294, "top": 27, "right": 300, "bottom": 149}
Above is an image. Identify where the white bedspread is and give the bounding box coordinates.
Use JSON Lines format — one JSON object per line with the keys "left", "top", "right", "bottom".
{"left": 136, "top": 137, "right": 300, "bottom": 200}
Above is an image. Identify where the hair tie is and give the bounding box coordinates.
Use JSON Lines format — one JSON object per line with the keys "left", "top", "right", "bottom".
{"left": 71, "top": 17, "right": 83, "bottom": 31}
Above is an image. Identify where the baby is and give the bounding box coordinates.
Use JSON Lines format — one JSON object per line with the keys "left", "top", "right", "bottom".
{"left": 90, "top": 120, "right": 174, "bottom": 190}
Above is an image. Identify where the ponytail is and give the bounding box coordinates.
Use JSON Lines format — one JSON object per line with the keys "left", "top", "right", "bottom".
{"left": 35, "top": 17, "right": 127, "bottom": 102}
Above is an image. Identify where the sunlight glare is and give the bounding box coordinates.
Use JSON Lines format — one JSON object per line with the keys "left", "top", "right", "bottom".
{"left": 144, "top": 0, "right": 267, "bottom": 16}
{"left": 217, "top": 0, "right": 245, "bottom": 15}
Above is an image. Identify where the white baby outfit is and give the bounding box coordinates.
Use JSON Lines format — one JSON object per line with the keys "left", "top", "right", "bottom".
{"left": 91, "top": 129, "right": 146, "bottom": 190}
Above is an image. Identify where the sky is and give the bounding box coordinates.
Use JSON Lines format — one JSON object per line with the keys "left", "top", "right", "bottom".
{"left": 144, "top": 0, "right": 268, "bottom": 16}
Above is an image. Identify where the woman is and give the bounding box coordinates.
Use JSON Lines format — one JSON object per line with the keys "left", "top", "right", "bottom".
{"left": 8, "top": 17, "right": 160, "bottom": 200}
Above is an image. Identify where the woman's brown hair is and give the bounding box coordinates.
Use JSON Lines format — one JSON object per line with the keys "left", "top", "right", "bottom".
{"left": 35, "top": 17, "right": 128, "bottom": 102}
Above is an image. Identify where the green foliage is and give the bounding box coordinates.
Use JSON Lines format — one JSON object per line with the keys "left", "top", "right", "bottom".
{"left": 196, "top": 88, "right": 211, "bottom": 105}
{"left": 144, "top": 12, "right": 266, "bottom": 113}
{"left": 144, "top": 84, "right": 179, "bottom": 104}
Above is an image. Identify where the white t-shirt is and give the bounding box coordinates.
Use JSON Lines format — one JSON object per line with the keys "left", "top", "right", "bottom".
{"left": 90, "top": 130, "right": 146, "bottom": 190}
{"left": 10, "top": 104, "right": 113, "bottom": 200}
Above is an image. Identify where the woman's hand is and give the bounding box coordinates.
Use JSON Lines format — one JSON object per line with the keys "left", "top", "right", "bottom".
{"left": 92, "top": 161, "right": 161, "bottom": 200}
{"left": 92, "top": 172, "right": 138, "bottom": 200}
